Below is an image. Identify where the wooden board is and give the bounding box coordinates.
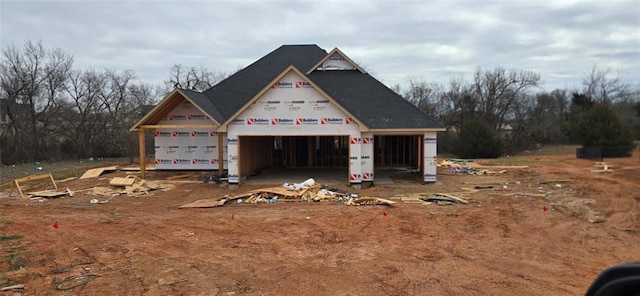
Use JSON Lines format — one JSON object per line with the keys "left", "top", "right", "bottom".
{"left": 167, "top": 174, "right": 199, "bottom": 180}
{"left": 79, "top": 166, "right": 118, "bottom": 179}
{"left": 109, "top": 176, "right": 137, "bottom": 186}
{"left": 27, "top": 190, "right": 68, "bottom": 198}
{"left": 432, "top": 193, "right": 468, "bottom": 204}
{"left": 179, "top": 198, "right": 224, "bottom": 208}
{"left": 9, "top": 174, "right": 58, "bottom": 199}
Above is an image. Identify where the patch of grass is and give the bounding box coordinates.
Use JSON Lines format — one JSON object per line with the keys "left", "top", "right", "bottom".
{"left": 1, "top": 233, "right": 28, "bottom": 274}
{"left": 0, "top": 274, "right": 25, "bottom": 287}
{"left": 7, "top": 254, "right": 26, "bottom": 271}
{"left": 0, "top": 235, "right": 23, "bottom": 243}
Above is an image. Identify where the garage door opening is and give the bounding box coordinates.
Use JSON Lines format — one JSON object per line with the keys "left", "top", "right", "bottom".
{"left": 238, "top": 135, "right": 348, "bottom": 178}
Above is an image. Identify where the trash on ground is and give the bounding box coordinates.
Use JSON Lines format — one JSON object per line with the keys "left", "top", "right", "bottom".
{"left": 283, "top": 178, "right": 315, "bottom": 191}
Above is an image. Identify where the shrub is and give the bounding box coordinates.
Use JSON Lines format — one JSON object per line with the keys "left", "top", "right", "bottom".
{"left": 452, "top": 117, "right": 504, "bottom": 158}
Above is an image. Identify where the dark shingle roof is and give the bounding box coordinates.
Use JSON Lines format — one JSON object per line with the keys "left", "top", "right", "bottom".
{"left": 308, "top": 70, "right": 444, "bottom": 129}
{"left": 179, "top": 88, "right": 224, "bottom": 124}
{"left": 181, "top": 44, "right": 443, "bottom": 130}
{"left": 204, "top": 45, "right": 328, "bottom": 120}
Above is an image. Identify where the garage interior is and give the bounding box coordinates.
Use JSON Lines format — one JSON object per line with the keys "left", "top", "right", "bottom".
{"left": 237, "top": 135, "right": 424, "bottom": 184}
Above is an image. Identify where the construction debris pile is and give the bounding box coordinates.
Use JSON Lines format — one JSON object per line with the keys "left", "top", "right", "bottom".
{"left": 89, "top": 176, "right": 174, "bottom": 198}
{"left": 439, "top": 159, "right": 527, "bottom": 175}
{"left": 179, "top": 178, "right": 396, "bottom": 209}
{"left": 2, "top": 164, "right": 178, "bottom": 204}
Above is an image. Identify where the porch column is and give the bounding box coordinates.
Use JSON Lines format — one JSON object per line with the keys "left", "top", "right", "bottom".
{"left": 348, "top": 132, "right": 362, "bottom": 187}
{"left": 361, "top": 132, "right": 374, "bottom": 182}
{"left": 138, "top": 130, "right": 146, "bottom": 179}
{"left": 227, "top": 133, "right": 239, "bottom": 185}
{"left": 217, "top": 132, "right": 224, "bottom": 176}
{"left": 423, "top": 132, "right": 437, "bottom": 183}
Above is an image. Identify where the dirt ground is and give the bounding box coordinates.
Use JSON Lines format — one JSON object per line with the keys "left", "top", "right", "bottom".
{"left": 1, "top": 149, "right": 639, "bottom": 295}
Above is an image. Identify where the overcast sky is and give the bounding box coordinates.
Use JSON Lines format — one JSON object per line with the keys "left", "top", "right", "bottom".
{"left": 1, "top": 0, "right": 639, "bottom": 93}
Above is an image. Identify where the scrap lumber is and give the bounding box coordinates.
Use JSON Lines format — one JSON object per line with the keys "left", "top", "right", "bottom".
{"left": 502, "top": 192, "right": 547, "bottom": 198}
{"left": 347, "top": 197, "right": 396, "bottom": 206}
{"left": 433, "top": 193, "right": 468, "bottom": 204}
{"left": 91, "top": 186, "right": 120, "bottom": 196}
{"left": 398, "top": 194, "right": 426, "bottom": 204}
{"left": 9, "top": 174, "right": 58, "bottom": 199}
{"left": 26, "top": 190, "right": 69, "bottom": 198}
{"left": 420, "top": 193, "right": 468, "bottom": 205}
{"left": 1, "top": 284, "right": 25, "bottom": 291}
{"left": 56, "top": 177, "right": 78, "bottom": 183}
{"left": 109, "top": 176, "right": 137, "bottom": 186}
{"left": 166, "top": 174, "right": 199, "bottom": 180}
{"left": 79, "top": 166, "right": 118, "bottom": 179}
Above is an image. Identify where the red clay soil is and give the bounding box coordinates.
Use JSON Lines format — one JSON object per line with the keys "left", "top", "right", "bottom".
{"left": 1, "top": 151, "right": 639, "bottom": 295}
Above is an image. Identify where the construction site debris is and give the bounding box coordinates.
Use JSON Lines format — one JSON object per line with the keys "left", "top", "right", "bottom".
{"left": 26, "top": 190, "right": 69, "bottom": 199}
{"left": 9, "top": 174, "right": 59, "bottom": 199}
{"left": 56, "top": 177, "right": 78, "bottom": 183}
{"left": 109, "top": 176, "right": 137, "bottom": 186}
{"left": 426, "top": 193, "right": 468, "bottom": 204}
{"left": 346, "top": 197, "right": 396, "bottom": 206}
{"left": 79, "top": 166, "right": 118, "bottom": 179}
{"left": 89, "top": 179, "right": 173, "bottom": 200}
{"left": 179, "top": 183, "right": 390, "bottom": 208}
{"left": 283, "top": 178, "right": 315, "bottom": 190}
{"left": 440, "top": 160, "right": 510, "bottom": 175}
{"left": 167, "top": 174, "right": 199, "bottom": 180}
{"left": 591, "top": 161, "right": 613, "bottom": 173}
{"left": 1, "top": 284, "right": 25, "bottom": 291}
{"left": 203, "top": 174, "right": 228, "bottom": 184}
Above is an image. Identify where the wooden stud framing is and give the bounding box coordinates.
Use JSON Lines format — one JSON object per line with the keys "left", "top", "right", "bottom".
{"left": 218, "top": 132, "right": 224, "bottom": 176}
{"left": 139, "top": 130, "right": 146, "bottom": 179}
{"left": 9, "top": 174, "right": 58, "bottom": 199}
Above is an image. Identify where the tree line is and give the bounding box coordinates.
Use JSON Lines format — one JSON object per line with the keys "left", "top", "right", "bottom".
{"left": 396, "top": 67, "right": 639, "bottom": 158}
{"left": 0, "top": 41, "right": 230, "bottom": 165}
{"left": 1, "top": 41, "right": 638, "bottom": 164}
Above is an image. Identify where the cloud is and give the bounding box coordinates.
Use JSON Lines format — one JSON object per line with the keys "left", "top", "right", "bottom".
{"left": 1, "top": 0, "right": 638, "bottom": 92}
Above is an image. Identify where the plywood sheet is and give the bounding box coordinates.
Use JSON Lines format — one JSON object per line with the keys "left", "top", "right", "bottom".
{"left": 109, "top": 176, "right": 137, "bottom": 186}
{"left": 79, "top": 166, "right": 118, "bottom": 179}
{"left": 28, "top": 190, "right": 68, "bottom": 198}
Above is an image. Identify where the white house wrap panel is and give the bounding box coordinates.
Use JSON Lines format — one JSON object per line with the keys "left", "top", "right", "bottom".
{"left": 227, "top": 70, "right": 362, "bottom": 183}
{"left": 153, "top": 101, "right": 225, "bottom": 170}
{"left": 322, "top": 53, "right": 356, "bottom": 70}
{"left": 227, "top": 71, "right": 359, "bottom": 136}
{"left": 360, "top": 132, "right": 374, "bottom": 182}
{"left": 423, "top": 132, "right": 438, "bottom": 182}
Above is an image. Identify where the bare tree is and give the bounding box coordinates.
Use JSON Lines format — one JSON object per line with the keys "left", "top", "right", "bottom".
{"left": 165, "top": 64, "right": 229, "bottom": 92}
{"left": 403, "top": 78, "right": 444, "bottom": 118}
{"left": 54, "top": 69, "right": 107, "bottom": 158}
{"left": 0, "top": 41, "right": 72, "bottom": 162}
{"left": 582, "top": 66, "right": 633, "bottom": 103}
{"left": 471, "top": 67, "right": 540, "bottom": 130}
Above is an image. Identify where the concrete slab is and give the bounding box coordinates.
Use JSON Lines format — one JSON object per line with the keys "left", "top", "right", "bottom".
{"left": 240, "top": 167, "right": 417, "bottom": 185}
